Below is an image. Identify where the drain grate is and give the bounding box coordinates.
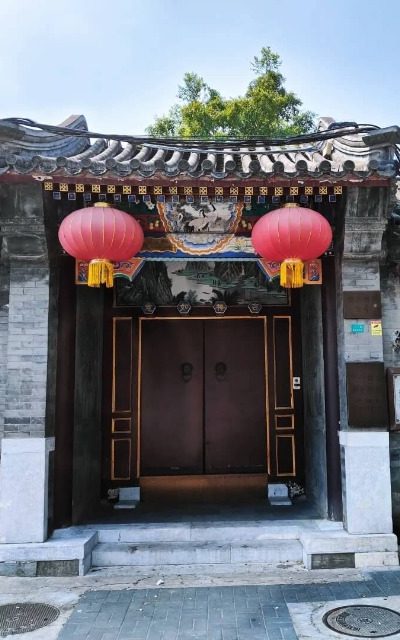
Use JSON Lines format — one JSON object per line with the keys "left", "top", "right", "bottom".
{"left": 0, "top": 603, "right": 59, "bottom": 636}
{"left": 323, "top": 605, "right": 400, "bottom": 638}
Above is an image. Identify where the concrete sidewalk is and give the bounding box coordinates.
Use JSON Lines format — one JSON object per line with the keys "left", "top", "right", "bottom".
{"left": 2, "top": 565, "right": 400, "bottom": 639}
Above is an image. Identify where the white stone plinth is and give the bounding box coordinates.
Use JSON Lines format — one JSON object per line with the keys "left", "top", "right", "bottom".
{"left": 0, "top": 437, "right": 54, "bottom": 543}
{"left": 267, "top": 483, "right": 292, "bottom": 506}
{"left": 113, "top": 486, "right": 140, "bottom": 510}
{"left": 339, "top": 431, "right": 393, "bottom": 534}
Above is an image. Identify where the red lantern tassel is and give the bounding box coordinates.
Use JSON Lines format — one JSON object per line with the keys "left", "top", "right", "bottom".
{"left": 88, "top": 259, "right": 114, "bottom": 288}
{"left": 280, "top": 258, "right": 304, "bottom": 288}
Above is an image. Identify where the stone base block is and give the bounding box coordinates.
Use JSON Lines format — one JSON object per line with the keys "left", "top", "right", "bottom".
{"left": 0, "top": 437, "right": 54, "bottom": 543}
{"left": 114, "top": 486, "right": 140, "bottom": 510}
{"left": 114, "top": 501, "right": 138, "bottom": 510}
{"left": 339, "top": 431, "right": 393, "bottom": 534}
{"left": 301, "top": 530, "right": 399, "bottom": 569}
{"left": 0, "top": 529, "right": 97, "bottom": 576}
{"left": 354, "top": 551, "right": 399, "bottom": 568}
{"left": 267, "top": 483, "right": 292, "bottom": 506}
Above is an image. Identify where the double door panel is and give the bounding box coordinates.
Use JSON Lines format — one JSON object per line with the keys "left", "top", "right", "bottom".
{"left": 140, "top": 319, "right": 267, "bottom": 476}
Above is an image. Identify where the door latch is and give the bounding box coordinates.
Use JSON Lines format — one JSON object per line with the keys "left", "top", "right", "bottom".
{"left": 293, "top": 376, "right": 301, "bottom": 390}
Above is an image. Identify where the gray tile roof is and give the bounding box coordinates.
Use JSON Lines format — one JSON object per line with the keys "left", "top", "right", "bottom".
{"left": 0, "top": 115, "right": 397, "bottom": 180}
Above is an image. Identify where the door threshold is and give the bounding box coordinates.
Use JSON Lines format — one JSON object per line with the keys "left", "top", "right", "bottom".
{"left": 140, "top": 474, "right": 268, "bottom": 503}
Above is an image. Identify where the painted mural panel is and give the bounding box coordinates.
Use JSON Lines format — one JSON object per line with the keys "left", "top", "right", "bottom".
{"left": 160, "top": 200, "right": 241, "bottom": 234}
{"left": 115, "top": 261, "right": 288, "bottom": 307}
{"left": 137, "top": 201, "right": 253, "bottom": 258}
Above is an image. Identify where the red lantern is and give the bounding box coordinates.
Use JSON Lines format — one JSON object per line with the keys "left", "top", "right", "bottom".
{"left": 58, "top": 202, "right": 144, "bottom": 287}
{"left": 251, "top": 204, "right": 332, "bottom": 288}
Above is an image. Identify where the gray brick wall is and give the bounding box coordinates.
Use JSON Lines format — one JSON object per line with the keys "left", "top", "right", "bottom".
{"left": 0, "top": 262, "right": 9, "bottom": 442}
{"left": 341, "top": 259, "right": 384, "bottom": 363}
{"left": 381, "top": 266, "right": 400, "bottom": 532}
{"left": 343, "top": 319, "right": 384, "bottom": 362}
{"left": 381, "top": 265, "right": 400, "bottom": 367}
{"left": 342, "top": 260, "right": 380, "bottom": 292}
{"left": 4, "top": 262, "right": 49, "bottom": 438}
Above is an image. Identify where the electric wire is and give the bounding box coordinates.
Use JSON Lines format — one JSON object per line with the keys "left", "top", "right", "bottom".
{"left": 0, "top": 117, "right": 381, "bottom": 156}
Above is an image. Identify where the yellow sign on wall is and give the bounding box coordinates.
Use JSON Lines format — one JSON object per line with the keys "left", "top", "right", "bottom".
{"left": 370, "top": 320, "right": 382, "bottom": 336}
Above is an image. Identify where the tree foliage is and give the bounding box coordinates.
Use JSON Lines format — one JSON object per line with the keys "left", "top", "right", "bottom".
{"left": 147, "top": 47, "right": 315, "bottom": 138}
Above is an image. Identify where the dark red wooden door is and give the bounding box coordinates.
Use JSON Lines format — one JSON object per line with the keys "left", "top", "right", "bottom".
{"left": 140, "top": 320, "right": 204, "bottom": 475}
{"left": 204, "top": 319, "right": 267, "bottom": 473}
{"left": 140, "top": 319, "right": 267, "bottom": 476}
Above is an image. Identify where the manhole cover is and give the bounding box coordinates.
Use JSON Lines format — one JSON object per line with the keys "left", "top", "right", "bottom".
{"left": 0, "top": 603, "right": 59, "bottom": 636}
{"left": 323, "top": 605, "right": 400, "bottom": 638}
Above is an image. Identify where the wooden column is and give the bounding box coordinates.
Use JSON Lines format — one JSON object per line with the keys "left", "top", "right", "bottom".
{"left": 300, "top": 285, "right": 328, "bottom": 516}
{"left": 72, "top": 285, "right": 104, "bottom": 523}
{"left": 53, "top": 256, "right": 76, "bottom": 528}
{"left": 321, "top": 256, "right": 343, "bottom": 521}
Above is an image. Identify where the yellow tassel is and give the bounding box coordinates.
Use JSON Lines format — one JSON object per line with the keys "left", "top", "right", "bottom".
{"left": 88, "top": 259, "right": 114, "bottom": 288}
{"left": 280, "top": 259, "right": 304, "bottom": 288}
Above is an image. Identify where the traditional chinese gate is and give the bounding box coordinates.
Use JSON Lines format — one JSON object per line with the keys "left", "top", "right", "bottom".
{"left": 104, "top": 305, "right": 303, "bottom": 499}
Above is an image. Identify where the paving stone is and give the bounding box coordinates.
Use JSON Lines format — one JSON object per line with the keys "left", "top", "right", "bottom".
{"left": 83, "top": 591, "right": 110, "bottom": 602}
{"left": 265, "top": 629, "right": 284, "bottom": 640}
{"left": 58, "top": 575, "right": 400, "bottom": 640}
{"left": 86, "top": 631, "right": 119, "bottom": 640}
{"left": 281, "top": 630, "right": 298, "bottom": 640}
{"left": 77, "top": 601, "right": 104, "bottom": 613}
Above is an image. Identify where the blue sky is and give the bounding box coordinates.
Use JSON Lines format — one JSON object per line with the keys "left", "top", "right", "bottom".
{"left": 0, "top": 0, "right": 398, "bottom": 135}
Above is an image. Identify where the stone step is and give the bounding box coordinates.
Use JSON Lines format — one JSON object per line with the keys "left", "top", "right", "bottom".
{"left": 96, "top": 523, "right": 305, "bottom": 544}
{"left": 91, "top": 540, "right": 303, "bottom": 567}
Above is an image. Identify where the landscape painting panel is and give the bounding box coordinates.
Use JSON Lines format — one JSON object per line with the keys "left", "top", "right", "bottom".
{"left": 115, "top": 261, "right": 288, "bottom": 307}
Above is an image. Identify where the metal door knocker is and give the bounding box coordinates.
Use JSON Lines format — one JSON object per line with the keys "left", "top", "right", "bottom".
{"left": 215, "top": 362, "right": 227, "bottom": 381}
{"left": 181, "top": 362, "right": 193, "bottom": 382}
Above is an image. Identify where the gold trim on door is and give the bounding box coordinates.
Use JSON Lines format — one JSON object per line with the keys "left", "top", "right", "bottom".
{"left": 112, "top": 417, "right": 131, "bottom": 433}
{"left": 111, "top": 438, "right": 132, "bottom": 481}
{"left": 275, "top": 434, "right": 296, "bottom": 477}
{"left": 275, "top": 415, "right": 295, "bottom": 431}
{"left": 273, "top": 315, "right": 294, "bottom": 410}
{"left": 112, "top": 317, "right": 133, "bottom": 414}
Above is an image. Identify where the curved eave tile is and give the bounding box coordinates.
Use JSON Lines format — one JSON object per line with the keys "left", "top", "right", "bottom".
{"left": 187, "top": 169, "right": 205, "bottom": 179}
{"left": 1, "top": 115, "right": 90, "bottom": 159}
{"left": 137, "top": 167, "right": 157, "bottom": 178}
{"left": 83, "top": 160, "right": 108, "bottom": 176}
{"left": 36, "top": 157, "right": 58, "bottom": 173}
{"left": 14, "top": 156, "right": 39, "bottom": 173}
{"left": 163, "top": 166, "right": 181, "bottom": 177}
{"left": 0, "top": 151, "right": 396, "bottom": 180}
{"left": 108, "top": 161, "right": 136, "bottom": 177}
{"left": 0, "top": 113, "right": 397, "bottom": 182}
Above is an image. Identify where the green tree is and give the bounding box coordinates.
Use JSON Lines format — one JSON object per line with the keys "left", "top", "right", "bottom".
{"left": 147, "top": 47, "right": 314, "bottom": 139}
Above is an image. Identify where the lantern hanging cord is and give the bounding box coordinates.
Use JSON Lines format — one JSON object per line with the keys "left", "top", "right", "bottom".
{"left": 0, "top": 117, "right": 383, "bottom": 155}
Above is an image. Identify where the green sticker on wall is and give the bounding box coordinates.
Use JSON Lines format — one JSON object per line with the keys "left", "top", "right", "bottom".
{"left": 351, "top": 323, "right": 365, "bottom": 333}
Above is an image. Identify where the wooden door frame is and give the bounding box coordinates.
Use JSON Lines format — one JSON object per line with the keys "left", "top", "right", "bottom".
{"left": 137, "top": 316, "right": 269, "bottom": 479}
{"left": 103, "top": 302, "right": 304, "bottom": 495}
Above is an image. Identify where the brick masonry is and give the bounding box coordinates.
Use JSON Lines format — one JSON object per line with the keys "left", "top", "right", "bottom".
{"left": 4, "top": 261, "right": 49, "bottom": 438}
{"left": 342, "top": 260, "right": 384, "bottom": 363}
{"left": 342, "top": 260, "right": 381, "bottom": 292}
{"left": 343, "top": 319, "right": 383, "bottom": 362}
{"left": 0, "top": 262, "right": 9, "bottom": 443}
{"left": 381, "top": 265, "right": 400, "bottom": 367}
{"left": 0, "top": 183, "right": 50, "bottom": 442}
{"left": 381, "top": 264, "right": 400, "bottom": 530}
{"left": 338, "top": 191, "right": 400, "bottom": 539}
